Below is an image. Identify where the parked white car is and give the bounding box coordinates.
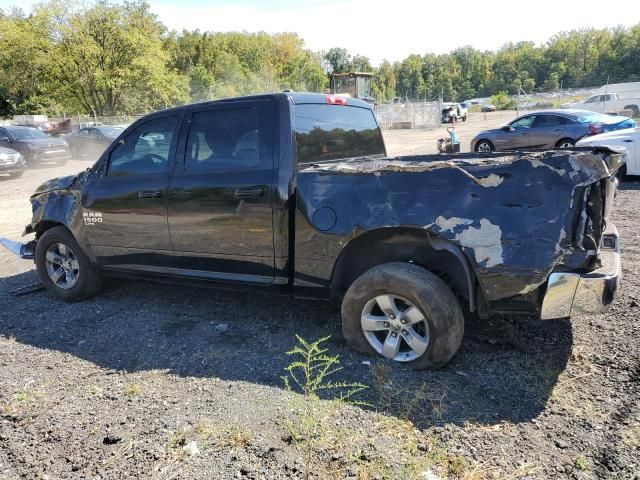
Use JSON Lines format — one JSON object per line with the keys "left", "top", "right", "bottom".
{"left": 576, "top": 127, "right": 640, "bottom": 176}
{"left": 563, "top": 93, "right": 640, "bottom": 116}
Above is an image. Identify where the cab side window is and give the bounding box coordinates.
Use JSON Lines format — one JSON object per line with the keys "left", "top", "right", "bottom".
{"left": 107, "top": 116, "right": 178, "bottom": 176}
{"left": 532, "top": 115, "right": 566, "bottom": 128}
{"left": 185, "top": 107, "right": 259, "bottom": 172}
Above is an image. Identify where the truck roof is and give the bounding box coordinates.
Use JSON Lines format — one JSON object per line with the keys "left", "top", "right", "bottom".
{"left": 155, "top": 92, "right": 373, "bottom": 117}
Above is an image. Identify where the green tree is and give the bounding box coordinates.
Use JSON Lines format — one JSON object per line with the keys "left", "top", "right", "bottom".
{"left": 324, "top": 47, "right": 350, "bottom": 73}
{"left": 40, "top": 0, "right": 189, "bottom": 115}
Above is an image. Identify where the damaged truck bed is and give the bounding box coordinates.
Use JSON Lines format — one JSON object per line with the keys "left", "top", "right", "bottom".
{"left": 295, "top": 148, "right": 621, "bottom": 319}
{"left": 0, "top": 93, "right": 623, "bottom": 369}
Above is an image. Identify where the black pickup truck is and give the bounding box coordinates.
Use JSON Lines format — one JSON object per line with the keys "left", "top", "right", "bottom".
{"left": 0, "top": 93, "right": 623, "bottom": 369}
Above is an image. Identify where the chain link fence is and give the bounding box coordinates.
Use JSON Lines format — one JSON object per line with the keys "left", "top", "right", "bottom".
{"left": 374, "top": 100, "right": 442, "bottom": 130}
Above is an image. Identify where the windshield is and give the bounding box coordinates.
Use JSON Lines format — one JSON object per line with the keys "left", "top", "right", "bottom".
{"left": 97, "top": 126, "right": 125, "bottom": 138}
{"left": 7, "top": 127, "right": 48, "bottom": 140}
{"left": 577, "top": 112, "right": 626, "bottom": 125}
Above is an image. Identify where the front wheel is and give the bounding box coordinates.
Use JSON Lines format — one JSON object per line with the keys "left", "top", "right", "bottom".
{"left": 341, "top": 262, "right": 464, "bottom": 370}
{"left": 35, "top": 226, "right": 104, "bottom": 302}
{"left": 475, "top": 140, "right": 494, "bottom": 153}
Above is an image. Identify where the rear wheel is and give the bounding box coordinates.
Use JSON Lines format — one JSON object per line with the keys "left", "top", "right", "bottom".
{"left": 624, "top": 105, "right": 639, "bottom": 117}
{"left": 35, "top": 226, "right": 104, "bottom": 302}
{"left": 341, "top": 262, "right": 464, "bottom": 370}
{"left": 462, "top": 114, "right": 467, "bottom": 122}
{"left": 475, "top": 140, "right": 494, "bottom": 153}
{"left": 555, "top": 138, "right": 575, "bottom": 148}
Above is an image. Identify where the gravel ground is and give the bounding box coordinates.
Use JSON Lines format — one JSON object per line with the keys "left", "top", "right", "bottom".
{"left": 0, "top": 130, "right": 638, "bottom": 479}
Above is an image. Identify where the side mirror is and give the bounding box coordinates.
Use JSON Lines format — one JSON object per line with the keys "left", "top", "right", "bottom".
{"left": 502, "top": 126, "right": 515, "bottom": 132}
{"left": 0, "top": 136, "right": 10, "bottom": 142}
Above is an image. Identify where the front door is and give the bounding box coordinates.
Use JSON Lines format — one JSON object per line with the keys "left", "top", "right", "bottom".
{"left": 82, "top": 113, "right": 182, "bottom": 267}
{"left": 167, "top": 100, "right": 276, "bottom": 282}
{"left": 495, "top": 115, "right": 535, "bottom": 150}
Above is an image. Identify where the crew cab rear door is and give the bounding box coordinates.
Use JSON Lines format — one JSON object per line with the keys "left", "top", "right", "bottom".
{"left": 167, "top": 99, "right": 276, "bottom": 282}
{"left": 82, "top": 112, "right": 182, "bottom": 266}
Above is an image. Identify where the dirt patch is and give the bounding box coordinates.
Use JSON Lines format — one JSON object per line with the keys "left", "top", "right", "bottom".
{"left": 0, "top": 154, "right": 638, "bottom": 479}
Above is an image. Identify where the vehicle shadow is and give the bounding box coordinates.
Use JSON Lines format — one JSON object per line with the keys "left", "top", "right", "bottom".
{"left": 0, "top": 269, "right": 571, "bottom": 428}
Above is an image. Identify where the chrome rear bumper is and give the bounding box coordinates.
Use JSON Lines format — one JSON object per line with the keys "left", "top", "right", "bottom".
{"left": 541, "top": 223, "right": 621, "bottom": 319}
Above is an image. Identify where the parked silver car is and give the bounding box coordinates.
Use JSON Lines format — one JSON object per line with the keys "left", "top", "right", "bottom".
{"left": 470, "top": 109, "right": 636, "bottom": 152}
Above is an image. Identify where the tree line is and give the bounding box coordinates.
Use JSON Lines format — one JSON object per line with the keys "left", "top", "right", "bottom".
{"left": 0, "top": 0, "right": 638, "bottom": 117}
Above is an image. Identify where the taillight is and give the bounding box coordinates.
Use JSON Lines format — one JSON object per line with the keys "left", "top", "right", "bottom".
{"left": 588, "top": 123, "right": 602, "bottom": 135}
{"left": 325, "top": 94, "right": 348, "bottom": 105}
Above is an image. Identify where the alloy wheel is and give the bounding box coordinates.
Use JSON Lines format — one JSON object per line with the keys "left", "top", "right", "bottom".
{"left": 476, "top": 142, "right": 492, "bottom": 153}
{"left": 361, "top": 294, "right": 430, "bottom": 362}
{"left": 45, "top": 242, "right": 80, "bottom": 290}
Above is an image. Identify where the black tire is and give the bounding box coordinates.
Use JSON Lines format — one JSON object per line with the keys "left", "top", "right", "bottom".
{"left": 616, "top": 163, "right": 627, "bottom": 182}
{"left": 35, "top": 226, "right": 104, "bottom": 302}
{"left": 341, "top": 262, "right": 464, "bottom": 370}
{"left": 475, "top": 140, "right": 494, "bottom": 153}
{"left": 623, "top": 105, "right": 639, "bottom": 117}
{"left": 555, "top": 138, "right": 575, "bottom": 148}
{"left": 462, "top": 115, "right": 467, "bottom": 122}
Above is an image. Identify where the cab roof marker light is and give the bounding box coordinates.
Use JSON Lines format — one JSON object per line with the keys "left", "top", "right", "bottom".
{"left": 325, "top": 95, "right": 348, "bottom": 106}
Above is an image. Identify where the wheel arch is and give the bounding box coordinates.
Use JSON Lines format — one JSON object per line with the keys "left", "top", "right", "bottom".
{"left": 33, "top": 219, "right": 68, "bottom": 238}
{"left": 555, "top": 137, "right": 575, "bottom": 148}
{"left": 329, "top": 227, "right": 482, "bottom": 313}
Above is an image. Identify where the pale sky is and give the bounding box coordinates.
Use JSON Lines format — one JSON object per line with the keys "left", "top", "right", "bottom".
{"left": 1, "top": 0, "right": 637, "bottom": 64}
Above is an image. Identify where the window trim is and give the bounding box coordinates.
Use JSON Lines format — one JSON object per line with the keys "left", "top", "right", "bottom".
{"left": 105, "top": 112, "right": 181, "bottom": 178}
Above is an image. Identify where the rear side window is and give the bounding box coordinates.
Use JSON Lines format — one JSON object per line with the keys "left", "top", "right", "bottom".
{"left": 533, "top": 115, "right": 567, "bottom": 127}
{"left": 294, "top": 104, "right": 385, "bottom": 163}
{"left": 186, "top": 107, "right": 259, "bottom": 171}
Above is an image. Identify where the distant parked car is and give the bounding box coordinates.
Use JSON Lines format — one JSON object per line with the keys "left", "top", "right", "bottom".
{"left": 481, "top": 104, "right": 496, "bottom": 112}
{"left": 0, "top": 146, "right": 25, "bottom": 178}
{"left": 441, "top": 102, "right": 468, "bottom": 123}
{"left": 471, "top": 109, "right": 636, "bottom": 153}
{"left": 66, "top": 125, "right": 126, "bottom": 159}
{"left": 0, "top": 126, "right": 71, "bottom": 166}
{"left": 577, "top": 127, "right": 640, "bottom": 176}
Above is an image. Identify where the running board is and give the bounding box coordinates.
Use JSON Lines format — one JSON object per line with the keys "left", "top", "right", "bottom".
{"left": 11, "top": 283, "right": 45, "bottom": 296}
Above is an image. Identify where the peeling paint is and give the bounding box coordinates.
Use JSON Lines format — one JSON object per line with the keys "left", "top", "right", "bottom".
{"left": 432, "top": 216, "right": 473, "bottom": 232}
{"left": 529, "top": 159, "right": 566, "bottom": 176}
{"left": 476, "top": 174, "right": 504, "bottom": 187}
{"left": 454, "top": 219, "right": 504, "bottom": 268}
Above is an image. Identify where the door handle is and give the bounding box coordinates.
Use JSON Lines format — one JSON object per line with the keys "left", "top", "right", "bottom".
{"left": 234, "top": 187, "right": 265, "bottom": 199}
{"left": 138, "top": 190, "right": 162, "bottom": 199}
